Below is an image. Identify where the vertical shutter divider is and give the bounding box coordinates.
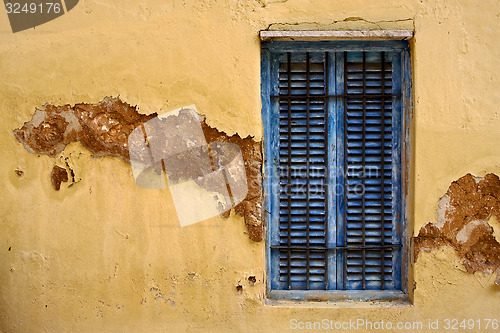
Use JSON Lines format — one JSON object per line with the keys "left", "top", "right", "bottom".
{"left": 361, "top": 51, "right": 367, "bottom": 291}
{"left": 334, "top": 51, "right": 344, "bottom": 290}
{"left": 323, "top": 52, "right": 330, "bottom": 290}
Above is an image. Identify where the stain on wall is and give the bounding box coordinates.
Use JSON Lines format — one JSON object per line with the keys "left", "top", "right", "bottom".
{"left": 414, "top": 173, "right": 500, "bottom": 284}
{"left": 13, "top": 97, "right": 263, "bottom": 240}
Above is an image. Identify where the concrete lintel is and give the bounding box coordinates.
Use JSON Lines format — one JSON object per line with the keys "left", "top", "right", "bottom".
{"left": 260, "top": 30, "right": 414, "bottom": 41}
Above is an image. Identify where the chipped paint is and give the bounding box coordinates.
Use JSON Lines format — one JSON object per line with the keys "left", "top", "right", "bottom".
{"left": 201, "top": 120, "right": 263, "bottom": 241}
{"left": 50, "top": 165, "right": 68, "bottom": 191}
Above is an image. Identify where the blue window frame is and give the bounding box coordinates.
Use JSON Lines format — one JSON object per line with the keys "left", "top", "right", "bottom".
{"left": 261, "top": 41, "right": 411, "bottom": 301}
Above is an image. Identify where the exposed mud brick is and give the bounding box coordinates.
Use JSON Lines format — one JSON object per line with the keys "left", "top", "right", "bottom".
{"left": 51, "top": 165, "right": 68, "bottom": 191}
{"left": 414, "top": 173, "right": 500, "bottom": 279}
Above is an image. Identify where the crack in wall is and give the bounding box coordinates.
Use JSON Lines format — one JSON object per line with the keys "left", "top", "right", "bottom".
{"left": 13, "top": 97, "right": 263, "bottom": 241}
{"left": 414, "top": 173, "right": 500, "bottom": 285}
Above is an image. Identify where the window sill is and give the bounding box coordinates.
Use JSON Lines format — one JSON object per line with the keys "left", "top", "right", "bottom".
{"left": 266, "top": 290, "right": 411, "bottom": 308}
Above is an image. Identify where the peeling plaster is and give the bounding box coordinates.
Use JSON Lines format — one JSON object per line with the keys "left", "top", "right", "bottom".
{"left": 201, "top": 121, "right": 263, "bottom": 241}
{"left": 13, "top": 98, "right": 263, "bottom": 241}
{"left": 50, "top": 165, "right": 68, "bottom": 191}
{"left": 414, "top": 173, "right": 500, "bottom": 285}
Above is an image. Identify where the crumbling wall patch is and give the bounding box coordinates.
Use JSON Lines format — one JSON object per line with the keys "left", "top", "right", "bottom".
{"left": 14, "top": 98, "right": 263, "bottom": 241}
{"left": 414, "top": 173, "right": 500, "bottom": 284}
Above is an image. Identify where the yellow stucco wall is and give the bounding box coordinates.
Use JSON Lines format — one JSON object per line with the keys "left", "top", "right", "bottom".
{"left": 1, "top": 0, "right": 499, "bottom": 332}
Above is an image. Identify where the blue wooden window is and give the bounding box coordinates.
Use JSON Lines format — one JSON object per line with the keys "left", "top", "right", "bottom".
{"left": 262, "top": 41, "right": 411, "bottom": 301}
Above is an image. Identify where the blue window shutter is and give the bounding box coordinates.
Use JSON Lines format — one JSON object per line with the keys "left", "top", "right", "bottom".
{"left": 263, "top": 41, "right": 408, "bottom": 299}
{"left": 274, "top": 52, "right": 329, "bottom": 290}
{"left": 339, "top": 51, "right": 402, "bottom": 290}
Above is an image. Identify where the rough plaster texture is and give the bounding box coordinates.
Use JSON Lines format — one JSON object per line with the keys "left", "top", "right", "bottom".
{"left": 1, "top": 0, "right": 500, "bottom": 332}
